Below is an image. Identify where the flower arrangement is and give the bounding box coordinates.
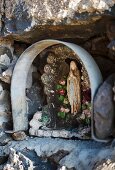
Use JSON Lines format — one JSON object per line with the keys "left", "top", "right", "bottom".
{"left": 56, "top": 78, "right": 70, "bottom": 120}
{"left": 81, "top": 89, "right": 91, "bottom": 125}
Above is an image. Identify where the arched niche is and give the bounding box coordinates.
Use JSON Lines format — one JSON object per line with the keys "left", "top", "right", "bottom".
{"left": 11, "top": 39, "right": 103, "bottom": 139}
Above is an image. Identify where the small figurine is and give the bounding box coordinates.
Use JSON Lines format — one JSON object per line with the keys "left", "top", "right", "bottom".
{"left": 67, "top": 61, "right": 81, "bottom": 115}
{"left": 29, "top": 111, "right": 43, "bottom": 130}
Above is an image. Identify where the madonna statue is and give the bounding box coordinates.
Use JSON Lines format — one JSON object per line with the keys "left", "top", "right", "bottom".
{"left": 67, "top": 61, "right": 81, "bottom": 115}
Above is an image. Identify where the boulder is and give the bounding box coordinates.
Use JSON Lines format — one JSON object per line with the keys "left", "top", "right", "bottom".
{"left": 3, "top": 148, "right": 34, "bottom": 170}
{"left": 0, "top": 0, "right": 115, "bottom": 43}
{"left": 93, "top": 159, "right": 115, "bottom": 170}
{"left": 94, "top": 74, "right": 115, "bottom": 140}
{"left": 0, "top": 130, "right": 12, "bottom": 145}
{"left": 1, "top": 137, "right": 114, "bottom": 170}
{"left": 0, "top": 46, "right": 12, "bottom": 70}
{"left": 3, "top": 148, "right": 57, "bottom": 170}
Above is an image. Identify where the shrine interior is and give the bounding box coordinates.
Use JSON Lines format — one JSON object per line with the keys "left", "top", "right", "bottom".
{"left": 27, "top": 44, "right": 91, "bottom": 139}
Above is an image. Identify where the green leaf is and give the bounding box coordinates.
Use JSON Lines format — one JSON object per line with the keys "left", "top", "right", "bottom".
{"left": 58, "top": 95, "right": 65, "bottom": 102}
{"left": 57, "top": 112, "right": 65, "bottom": 119}
{"left": 63, "top": 85, "right": 67, "bottom": 90}
{"left": 56, "top": 84, "right": 62, "bottom": 90}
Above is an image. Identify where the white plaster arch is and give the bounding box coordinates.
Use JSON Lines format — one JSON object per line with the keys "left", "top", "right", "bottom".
{"left": 11, "top": 39, "right": 103, "bottom": 139}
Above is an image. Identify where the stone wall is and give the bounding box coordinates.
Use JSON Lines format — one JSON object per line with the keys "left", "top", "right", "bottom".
{"left": 0, "top": 1, "right": 115, "bottom": 170}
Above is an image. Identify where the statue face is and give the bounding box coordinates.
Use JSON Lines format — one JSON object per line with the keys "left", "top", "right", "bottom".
{"left": 70, "top": 61, "right": 77, "bottom": 71}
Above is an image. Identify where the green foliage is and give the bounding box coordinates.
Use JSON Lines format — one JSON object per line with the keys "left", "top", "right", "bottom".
{"left": 63, "top": 85, "right": 67, "bottom": 90}
{"left": 56, "top": 84, "right": 62, "bottom": 90}
{"left": 57, "top": 112, "right": 66, "bottom": 119}
{"left": 41, "top": 115, "right": 49, "bottom": 123}
{"left": 58, "top": 95, "right": 65, "bottom": 102}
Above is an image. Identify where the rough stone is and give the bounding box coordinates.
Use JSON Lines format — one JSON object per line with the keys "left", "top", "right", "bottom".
{"left": 113, "top": 84, "right": 115, "bottom": 101}
{"left": 0, "top": 156, "right": 8, "bottom": 165}
{"left": 58, "top": 167, "right": 75, "bottom": 170}
{"left": 93, "top": 159, "right": 115, "bottom": 170}
{"left": 1, "top": 137, "right": 114, "bottom": 170}
{"left": 21, "top": 150, "right": 57, "bottom": 170}
{"left": 4, "top": 0, "right": 115, "bottom": 23}
{"left": 12, "top": 131, "right": 27, "bottom": 141}
{"left": 94, "top": 57, "right": 115, "bottom": 80}
{"left": 3, "top": 148, "right": 34, "bottom": 170}
{"left": 49, "top": 150, "right": 69, "bottom": 164}
{"left": 14, "top": 43, "right": 28, "bottom": 57}
{"left": 108, "top": 49, "right": 115, "bottom": 61}
{"left": 0, "top": 44, "right": 17, "bottom": 84}
{"left": 0, "top": 0, "right": 115, "bottom": 43}
{"left": 0, "top": 130, "right": 12, "bottom": 146}
{"left": 0, "top": 0, "right": 4, "bottom": 32}
{"left": 0, "top": 83, "right": 10, "bottom": 113}
{"left": 26, "top": 83, "right": 45, "bottom": 119}
{"left": 3, "top": 0, "right": 115, "bottom": 25}
{"left": 83, "top": 36, "right": 109, "bottom": 57}
{"left": 0, "top": 46, "right": 13, "bottom": 69}
{"left": 107, "top": 20, "right": 115, "bottom": 60}
{"left": 94, "top": 74, "right": 115, "bottom": 140}
{"left": 0, "top": 83, "right": 11, "bottom": 129}
{"left": 3, "top": 148, "right": 57, "bottom": 170}
{"left": 0, "top": 65, "right": 14, "bottom": 84}
{"left": 106, "top": 20, "right": 115, "bottom": 41}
